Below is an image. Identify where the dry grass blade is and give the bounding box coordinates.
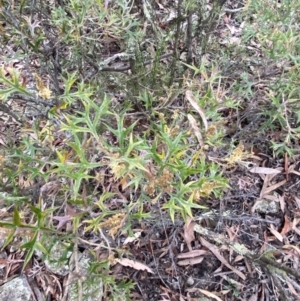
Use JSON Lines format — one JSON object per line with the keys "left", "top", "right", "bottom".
{"left": 185, "top": 90, "right": 208, "bottom": 131}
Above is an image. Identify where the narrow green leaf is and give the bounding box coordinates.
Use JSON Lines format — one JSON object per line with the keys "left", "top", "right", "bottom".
{"left": 13, "top": 206, "right": 22, "bottom": 226}
{"left": 1, "top": 230, "right": 16, "bottom": 250}
{"left": 21, "top": 231, "right": 38, "bottom": 270}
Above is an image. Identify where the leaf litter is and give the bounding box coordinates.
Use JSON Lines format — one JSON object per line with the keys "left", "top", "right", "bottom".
{"left": 1, "top": 0, "right": 300, "bottom": 300}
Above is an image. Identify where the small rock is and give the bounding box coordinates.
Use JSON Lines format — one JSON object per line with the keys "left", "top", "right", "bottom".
{"left": 0, "top": 277, "right": 32, "bottom": 301}
{"left": 43, "top": 241, "right": 72, "bottom": 276}
{"left": 186, "top": 276, "right": 194, "bottom": 286}
{"left": 67, "top": 251, "right": 104, "bottom": 301}
{"left": 255, "top": 199, "right": 278, "bottom": 214}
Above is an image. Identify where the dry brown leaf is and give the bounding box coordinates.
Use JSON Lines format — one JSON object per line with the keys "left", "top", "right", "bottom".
{"left": 116, "top": 258, "right": 154, "bottom": 274}
{"left": 178, "top": 256, "right": 204, "bottom": 266}
{"left": 294, "top": 196, "right": 300, "bottom": 208}
{"left": 262, "top": 179, "right": 287, "bottom": 196}
{"left": 0, "top": 258, "right": 24, "bottom": 265}
{"left": 200, "top": 237, "right": 246, "bottom": 280}
{"left": 290, "top": 168, "right": 300, "bottom": 176}
{"left": 278, "top": 193, "right": 286, "bottom": 212}
{"left": 177, "top": 249, "right": 208, "bottom": 259}
{"left": 268, "top": 224, "right": 283, "bottom": 242}
{"left": 250, "top": 167, "right": 281, "bottom": 174}
{"left": 183, "top": 217, "right": 196, "bottom": 251}
{"left": 53, "top": 215, "right": 72, "bottom": 230}
{"left": 259, "top": 171, "right": 283, "bottom": 197}
{"left": 53, "top": 204, "right": 80, "bottom": 230}
{"left": 186, "top": 287, "right": 230, "bottom": 297}
{"left": 233, "top": 255, "right": 245, "bottom": 263}
{"left": 281, "top": 215, "right": 292, "bottom": 236}
{"left": 286, "top": 279, "right": 300, "bottom": 299}
{"left": 123, "top": 232, "right": 141, "bottom": 245}
{"left": 187, "top": 114, "right": 204, "bottom": 147}
{"left": 283, "top": 245, "right": 300, "bottom": 256}
{"left": 198, "top": 289, "right": 223, "bottom": 301}
{"left": 285, "top": 153, "right": 289, "bottom": 181}
{"left": 292, "top": 217, "right": 300, "bottom": 229}
{"left": 185, "top": 90, "right": 208, "bottom": 131}
{"left": 159, "top": 293, "right": 171, "bottom": 301}
{"left": 40, "top": 181, "right": 61, "bottom": 196}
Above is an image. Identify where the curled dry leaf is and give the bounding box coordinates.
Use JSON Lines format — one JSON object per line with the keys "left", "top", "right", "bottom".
{"left": 53, "top": 204, "right": 80, "bottom": 229}
{"left": 116, "top": 258, "right": 154, "bottom": 274}
{"left": 53, "top": 215, "right": 72, "bottom": 230}
{"left": 40, "top": 181, "right": 61, "bottom": 196}
{"left": 280, "top": 215, "right": 292, "bottom": 236}
{"left": 123, "top": 232, "right": 141, "bottom": 245}
{"left": 187, "top": 114, "right": 204, "bottom": 147}
{"left": 185, "top": 90, "right": 208, "bottom": 131}
{"left": 183, "top": 216, "right": 196, "bottom": 252}
{"left": 283, "top": 245, "right": 300, "bottom": 256}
